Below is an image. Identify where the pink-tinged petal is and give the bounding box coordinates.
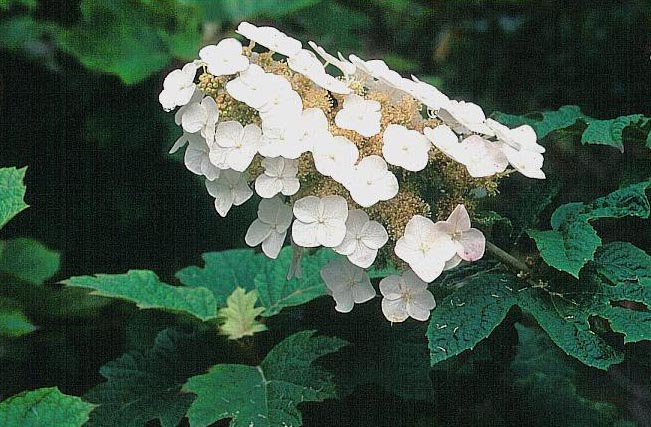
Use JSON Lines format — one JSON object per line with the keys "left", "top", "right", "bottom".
{"left": 407, "top": 291, "right": 435, "bottom": 321}
{"left": 293, "top": 196, "right": 321, "bottom": 223}
{"left": 261, "top": 230, "right": 286, "bottom": 259}
{"left": 318, "top": 221, "right": 346, "bottom": 247}
{"left": 291, "top": 221, "right": 320, "bottom": 247}
{"left": 245, "top": 219, "right": 272, "bottom": 247}
{"left": 360, "top": 220, "right": 388, "bottom": 249}
{"left": 382, "top": 298, "right": 409, "bottom": 323}
{"left": 457, "top": 228, "right": 486, "bottom": 261}
{"left": 443, "top": 254, "right": 463, "bottom": 271}
{"left": 347, "top": 246, "right": 377, "bottom": 269}
{"left": 332, "top": 289, "right": 354, "bottom": 313}
{"left": 379, "top": 275, "right": 403, "bottom": 300}
{"left": 447, "top": 204, "right": 471, "bottom": 232}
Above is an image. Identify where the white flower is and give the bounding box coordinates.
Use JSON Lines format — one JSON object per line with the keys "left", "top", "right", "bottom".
{"left": 205, "top": 170, "right": 252, "bottom": 217}
{"left": 311, "top": 135, "right": 358, "bottom": 182}
{"left": 236, "top": 21, "right": 302, "bottom": 57}
{"left": 257, "top": 75, "right": 303, "bottom": 118}
{"left": 439, "top": 204, "right": 486, "bottom": 262}
{"left": 158, "top": 63, "right": 197, "bottom": 111}
{"left": 254, "top": 157, "right": 300, "bottom": 198}
{"left": 382, "top": 124, "right": 430, "bottom": 172}
{"left": 308, "top": 41, "right": 356, "bottom": 76}
{"left": 209, "top": 121, "right": 262, "bottom": 172}
{"left": 320, "top": 257, "right": 375, "bottom": 313}
{"left": 455, "top": 135, "right": 508, "bottom": 178}
{"left": 334, "top": 209, "right": 388, "bottom": 268}
{"left": 180, "top": 133, "right": 221, "bottom": 180}
{"left": 501, "top": 145, "right": 546, "bottom": 179}
{"left": 348, "top": 54, "right": 390, "bottom": 79}
{"left": 245, "top": 196, "right": 293, "bottom": 259}
{"left": 423, "top": 124, "right": 463, "bottom": 162}
{"left": 394, "top": 215, "right": 457, "bottom": 282}
{"left": 291, "top": 195, "right": 348, "bottom": 248}
{"left": 345, "top": 155, "right": 399, "bottom": 208}
{"left": 288, "top": 49, "right": 325, "bottom": 78}
{"left": 407, "top": 75, "right": 450, "bottom": 110}
{"left": 485, "top": 119, "right": 544, "bottom": 154}
{"left": 198, "top": 38, "right": 249, "bottom": 76}
{"left": 259, "top": 107, "right": 323, "bottom": 160}
{"left": 437, "top": 100, "right": 494, "bottom": 136}
{"left": 334, "top": 94, "right": 382, "bottom": 137}
{"left": 180, "top": 96, "right": 219, "bottom": 142}
{"left": 380, "top": 270, "right": 436, "bottom": 322}
{"left": 226, "top": 64, "right": 274, "bottom": 110}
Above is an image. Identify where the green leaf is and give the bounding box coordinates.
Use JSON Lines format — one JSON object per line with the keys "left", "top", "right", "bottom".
{"left": 176, "top": 249, "right": 272, "bottom": 306}
{"left": 254, "top": 247, "right": 336, "bottom": 316}
{"left": 0, "top": 16, "right": 62, "bottom": 51}
{"left": 582, "top": 114, "right": 647, "bottom": 151}
{"left": 0, "top": 296, "right": 36, "bottom": 337}
{"left": 183, "top": 330, "right": 347, "bottom": 427}
{"left": 0, "top": 238, "right": 60, "bottom": 285}
{"left": 528, "top": 179, "right": 651, "bottom": 277}
{"left": 427, "top": 273, "right": 519, "bottom": 365}
{"left": 218, "top": 287, "right": 267, "bottom": 340}
{"left": 594, "top": 241, "right": 651, "bottom": 301}
{"left": 511, "top": 324, "right": 631, "bottom": 427}
{"left": 0, "top": 387, "right": 95, "bottom": 427}
{"left": 491, "top": 105, "right": 584, "bottom": 139}
{"left": 62, "top": 270, "right": 217, "bottom": 321}
{"left": 84, "top": 327, "right": 221, "bottom": 427}
{"left": 56, "top": 0, "right": 201, "bottom": 84}
{"left": 0, "top": 167, "right": 28, "bottom": 229}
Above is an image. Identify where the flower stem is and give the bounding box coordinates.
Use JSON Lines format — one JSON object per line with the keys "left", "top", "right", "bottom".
{"left": 485, "top": 241, "right": 531, "bottom": 274}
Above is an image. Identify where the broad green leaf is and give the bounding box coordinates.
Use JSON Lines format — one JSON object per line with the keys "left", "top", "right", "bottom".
{"left": 0, "top": 167, "right": 28, "bottom": 229}
{"left": 529, "top": 179, "right": 651, "bottom": 277}
{"left": 594, "top": 241, "right": 651, "bottom": 303}
{"left": 183, "top": 330, "right": 347, "bottom": 427}
{"left": 427, "top": 273, "right": 519, "bottom": 365}
{"left": 176, "top": 249, "right": 272, "bottom": 306}
{"left": 0, "top": 238, "right": 60, "bottom": 285}
{"left": 84, "top": 327, "right": 222, "bottom": 427}
{"left": 218, "top": 287, "right": 267, "bottom": 340}
{"left": 511, "top": 324, "right": 632, "bottom": 427}
{"left": 254, "top": 247, "right": 336, "bottom": 316}
{"left": 492, "top": 106, "right": 651, "bottom": 151}
{"left": 62, "top": 270, "right": 217, "bottom": 321}
{"left": 491, "top": 105, "right": 584, "bottom": 139}
{"left": 0, "top": 296, "right": 35, "bottom": 337}
{"left": 0, "top": 16, "right": 62, "bottom": 51}
{"left": 0, "top": 387, "right": 95, "bottom": 427}
{"left": 516, "top": 287, "right": 624, "bottom": 370}
{"left": 56, "top": 0, "right": 201, "bottom": 84}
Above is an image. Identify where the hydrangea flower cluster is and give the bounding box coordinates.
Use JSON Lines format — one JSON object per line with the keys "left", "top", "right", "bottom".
{"left": 160, "top": 22, "right": 546, "bottom": 322}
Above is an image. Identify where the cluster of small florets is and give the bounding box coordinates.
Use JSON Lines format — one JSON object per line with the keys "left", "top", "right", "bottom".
{"left": 159, "top": 22, "right": 546, "bottom": 322}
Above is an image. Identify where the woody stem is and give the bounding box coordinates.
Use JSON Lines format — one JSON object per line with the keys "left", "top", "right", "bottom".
{"left": 485, "top": 241, "right": 531, "bottom": 274}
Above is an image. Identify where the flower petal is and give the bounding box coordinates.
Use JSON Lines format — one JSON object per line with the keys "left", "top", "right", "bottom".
{"left": 245, "top": 219, "right": 272, "bottom": 246}
{"left": 382, "top": 298, "right": 409, "bottom": 323}
{"left": 457, "top": 228, "right": 486, "bottom": 261}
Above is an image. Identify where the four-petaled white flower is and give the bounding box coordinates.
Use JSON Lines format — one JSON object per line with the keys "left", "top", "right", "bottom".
{"left": 334, "top": 94, "right": 382, "bottom": 137}
{"left": 180, "top": 96, "right": 219, "bottom": 142}
{"left": 179, "top": 133, "right": 221, "bottom": 180}
{"left": 334, "top": 209, "right": 388, "bottom": 268}
{"left": 455, "top": 135, "right": 508, "bottom": 178}
{"left": 255, "top": 157, "right": 300, "bottom": 198}
{"left": 485, "top": 119, "right": 545, "bottom": 179}
{"left": 236, "top": 21, "right": 302, "bottom": 57}
{"left": 291, "top": 195, "right": 348, "bottom": 248}
{"left": 198, "top": 38, "right": 249, "bottom": 76}
{"left": 382, "top": 124, "right": 431, "bottom": 172}
{"left": 437, "top": 100, "right": 494, "bottom": 136}
{"left": 205, "top": 170, "right": 253, "bottom": 217}
{"left": 210, "top": 121, "right": 262, "bottom": 172}
{"left": 437, "top": 204, "right": 486, "bottom": 270}
{"left": 320, "top": 257, "right": 376, "bottom": 313}
{"left": 288, "top": 49, "right": 325, "bottom": 78}
{"left": 245, "top": 196, "right": 293, "bottom": 259}
{"left": 312, "top": 135, "right": 359, "bottom": 183}
{"left": 345, "top": 155, "right": 399, "bottom": 207}
{"left": 226, "top": 64, "right": 274, "bottom": 110}
{"left": 159, "top": 63, "right": 197, "bottom": 111}
{"left": 380, "top": 269, "right": 436, "bottom": 322}
{"left": 406, "top": 75, "right": 450, "bottom": 111}
{"left": 394, "top": 215, "right": 457, "bottom": 282}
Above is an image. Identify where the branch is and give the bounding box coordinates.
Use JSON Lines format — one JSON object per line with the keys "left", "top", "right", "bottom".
{"left": 485, "top": 241, "right": 531, "bottom": 275}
